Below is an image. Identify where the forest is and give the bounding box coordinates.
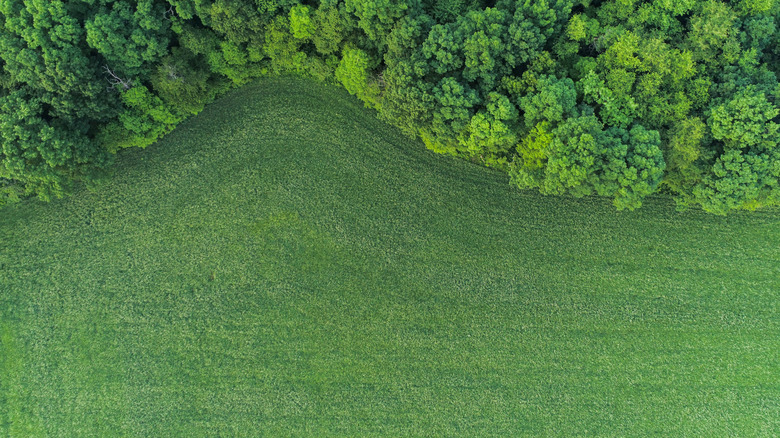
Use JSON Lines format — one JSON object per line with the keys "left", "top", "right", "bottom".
{"left": 1, "top": 0, "right": 779, "bottom": 214}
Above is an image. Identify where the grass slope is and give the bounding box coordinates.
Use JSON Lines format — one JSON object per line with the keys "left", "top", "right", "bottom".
{"left": 1, "top": 78, "right": 779, "bottom": 437}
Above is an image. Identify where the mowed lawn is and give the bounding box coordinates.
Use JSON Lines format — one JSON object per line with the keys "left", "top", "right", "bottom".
{"left": 1, "top": 78, "right": 779, "bottom": 437}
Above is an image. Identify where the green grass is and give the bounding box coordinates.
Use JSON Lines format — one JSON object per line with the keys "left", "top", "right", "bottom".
{"left": 1, "top": 78, "right": 779, "bottom": 437}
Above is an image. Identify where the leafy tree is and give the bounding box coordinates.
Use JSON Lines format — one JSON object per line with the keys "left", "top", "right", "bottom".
{"left": 740, "top": 14, "right": 776, "bottom": 53}
{"left": 459, "top": 8, "right": 513, "bottom": 90}
{"left": 581, "top": 29, "right": 699, "bottom": 129}
{"left": 608, "top": 124, "right": 666, "bottom": 210}
{"left": 566, "top": 13, "right": 600, "bottom": 42}
{"left": 537, "top": 115, "right": 608, "bottom": 196}
{"left": 420, "top": 6, "right": 547, "bottom": 94}
{"left": 0, "top": 0, "right": 120, "bottom": 121}
{"left": 663, "top": 117, "right": 707, "bottom": 200}
{"left": 734, "top": 0, "right": 776, "bottom": 16}
{"left": 497, "top": 0, "right": 574, "bottom": 41}
{"left": 580, "top": 70, "right": 638, "bottom": 128}
{"left": 150, "top": 47, "right": 217, "bottom": 116}
{"left": 693, "top": 148, "right": 778, "bottom": 214}
{"left": 99, "top": 85, "right": 182, "bottom": 151}
{"left": 511, "top": 115, "right": 664, "bottom": 209}
{"left": 692, "top": 86, "right": 780, "bottom": 213}
{"left": 85, "top": 0, "right": 171, "bottom": 78}
{"left": 0, "top": 88, "right": 111, "bottom": 201}
{"left": 1, "top": 0, "right": 779, "bottom": 213}
{"left": 423, "top": 76, "right": 480, "bottom": 154}
{"left": 427, "top": 0, "right": 486, "bottom": 23}
{"left": 336, "top": 47, "right": 382, "bottom": 108}
{"left": 289, "top": 4, "right": 315, "bottom": 40}
{"left": 344, "top": 0, "right": 417, "bottom": 47}
{"left": 512, "top": 120, "right": 553, "bottom": 188}
{"left": 207, "top": 0, "right": 266, "bottom": 44}
{"left": 459, "top": 92, "right": 519, "bottom": 164}
{"left": 311, "top": 2, "right": 355, "bottom": 56}
{"left": 519, "top": 74, "right": 577, "bottom": 128}
{"left": 708, "top": 85, "right": 779, "bottom": 150}
{"left": 380, "top": 13, "right": 436, "bottom": 134}
{"left": 685, "top": 0, "right": 741, "bottom": 67}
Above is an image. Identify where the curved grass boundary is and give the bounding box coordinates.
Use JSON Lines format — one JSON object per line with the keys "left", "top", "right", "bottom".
{"left": 1, "top": 78, "right": 779, "bottom": 436}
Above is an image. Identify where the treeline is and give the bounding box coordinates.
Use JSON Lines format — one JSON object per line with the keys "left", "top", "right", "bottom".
{"left": 1, "top": 0, "right": 779, "bottom": 214}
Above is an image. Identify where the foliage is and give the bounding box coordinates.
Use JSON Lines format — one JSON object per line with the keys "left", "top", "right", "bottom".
{"left": 289, "top": 4, "right": 315, "bottom": 40}
{"left": 459, "top": 91, "right": 519, "bottom": 164}
{"left": 692, "top": 86, "right": 780, "bottom": 214}
{"left": 335, "top": 47, "right": 381, "bottom": 108}
{"left": 519, "top": 74, "right": 577, "bottom": 128}
{"left": 511, "top": 115, "right": 665, "bottom": 209}
{"left": 85, "top": 1, "right": 171, "bottom": 78}
{"left": 0, "top": 87, "right": 112, "bottom": 202}
{"left": 2, "top": 0, "right": 780, "bottom": 213}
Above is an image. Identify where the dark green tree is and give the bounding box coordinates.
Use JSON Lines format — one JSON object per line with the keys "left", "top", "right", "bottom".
{"left": 693, "top": 86, "right": 780, "bottom": 213}
{"left": 0, "top": 88, "right": 112, "bottom": 201}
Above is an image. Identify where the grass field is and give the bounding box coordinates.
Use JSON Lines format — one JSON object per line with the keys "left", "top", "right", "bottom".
{"left": 1, "top": 78, "right": 779, "bottom": 437}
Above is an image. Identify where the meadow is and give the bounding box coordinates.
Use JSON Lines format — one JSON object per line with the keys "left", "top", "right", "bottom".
{"left": 1, "top": 78, "right": 779, "bottom": 436}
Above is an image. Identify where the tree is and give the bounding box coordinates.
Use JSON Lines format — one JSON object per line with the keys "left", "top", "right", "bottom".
{"left": 85, "top": 0, "right": 171, "bottom": 78}
{"left": 692, "top": 86, "right": 780, "bottom": 213}
{"left": 685, "top": 0, "right": 741, "bottom": 68}
{"left": 608, "top": 125, "right": 666, "bottom": 210}
{"left": 662, "top": 117, "right": 707, "bottom": 202}
{"left": 580, "top": 28, "right": 699, "bottom": 130}
{"left": 423, "top": 76, "right": 480, "bottom": 154}
{"left": 459, "top": 92, "right": 519, "bottom": 164}
{"left": 150, "top": 47, "right": 217, "bottom": 116}
{"left": 693, "top": 148, "right": 777, "bottom": 214}
{"left": 0, "top": 0, "right": 121, "bottom": 121}
{"left": 99, "top": 85, "right": 182, "bottom": 151}
{"left": 263, "top": 15, "right": 309, "bottom": 76}
{"left": 708, "top": 86, "right": 779, "bottom": 151}
{"left": 538, "top": 115, "right": 607, "bottom": 197}
{"left": 519, "top": 74, "right": 577, "bottom": 128}
{"left": 311, "top": 2, "right": 355, "bottom": 55}
{"left": 0, "top": 88, "right": 112, "bottom": 201}
{"left": 511, "top": 115, "right": 665, "bottom": 209}
{"left": 344, "top": 0, "right": 417, "bottom": 47}
{"left": 289, "top": 4, "right": 315, "bottom": 40}
{"left": 336, "top": 47, "right": 382, "bottom": 108}
{"left": 419, "top": 6, "right": 547, "bottom": 94}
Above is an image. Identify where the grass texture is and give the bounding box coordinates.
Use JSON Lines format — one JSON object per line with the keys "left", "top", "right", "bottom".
{"left": 1, "top": 78, "right": 779, "bottom": 437}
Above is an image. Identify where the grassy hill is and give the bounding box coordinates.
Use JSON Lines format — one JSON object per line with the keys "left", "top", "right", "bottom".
{"left": 1, "top": 78, "right": 779, "bottom": 436}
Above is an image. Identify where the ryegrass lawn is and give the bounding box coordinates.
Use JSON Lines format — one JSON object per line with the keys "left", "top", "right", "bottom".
{"left": 1, "top": 78, "right": 779, "bottom": 437}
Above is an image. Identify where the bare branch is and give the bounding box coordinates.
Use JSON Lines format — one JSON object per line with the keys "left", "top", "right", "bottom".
{"left": 103, "top": 65, "right": 133, "bottom": 91}
{"left": 163, "top": 5, "right": 176, "bottom": 20}
{"left": 164, "top": 63, "right": 184, "bottom": 82}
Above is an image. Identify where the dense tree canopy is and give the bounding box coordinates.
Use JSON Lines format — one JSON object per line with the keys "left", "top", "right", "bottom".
{"left": 1, "top": 0, "right": 779, "bottom": 213}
